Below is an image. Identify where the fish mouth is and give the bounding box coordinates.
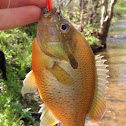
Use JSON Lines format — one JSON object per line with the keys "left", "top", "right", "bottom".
{"left": 43, "top": 7, "right": 57, "bottom": 17}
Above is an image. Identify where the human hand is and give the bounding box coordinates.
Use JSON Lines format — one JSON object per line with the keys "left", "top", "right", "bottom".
{"left": 0, "top": 0, "right": 47, "bottom": 30}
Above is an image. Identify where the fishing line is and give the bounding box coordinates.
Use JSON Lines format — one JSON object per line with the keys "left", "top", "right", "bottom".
{"left": 8, "top": 0, "right": 11, "bottom": 8}
{"left": 47, "top": 0, "right": 53, "bottom": 12}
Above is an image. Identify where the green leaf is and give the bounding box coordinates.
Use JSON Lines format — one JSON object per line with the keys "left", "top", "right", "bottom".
{"left": 5, "top": 34, "right": 11, "bottom": 38}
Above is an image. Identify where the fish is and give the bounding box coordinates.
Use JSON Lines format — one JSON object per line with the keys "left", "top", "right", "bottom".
{"left": 21, "top": 7, "right": 108, "bottom": 126}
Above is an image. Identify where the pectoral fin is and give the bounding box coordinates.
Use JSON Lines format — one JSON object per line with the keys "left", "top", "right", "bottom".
{"left": 21, "top": 70, "right": 37, "bottom": 96}
{"left": 49, "top": 64, "right": 74, "bottom": 85}
{"left": 39, "top": 104, "right": 59, "bottom": 126}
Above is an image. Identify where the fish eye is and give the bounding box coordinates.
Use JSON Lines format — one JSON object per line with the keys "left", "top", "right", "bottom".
{"left": 60, "top": 22, "right": 69, "bottom": 33}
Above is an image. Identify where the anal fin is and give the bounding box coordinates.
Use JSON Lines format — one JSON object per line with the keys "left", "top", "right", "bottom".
{"left": 21, "top": 70, "right": 37, "bottom": 96}
{"left": 39, "top": 104, "right": 59, "bottom": 126}
{"left": 88, "top": 93, "right": 106, "bottom": 121}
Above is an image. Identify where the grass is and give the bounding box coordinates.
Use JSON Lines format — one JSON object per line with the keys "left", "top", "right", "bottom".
{"left": 0, "top": 24, "right": 39, "bottom": 126}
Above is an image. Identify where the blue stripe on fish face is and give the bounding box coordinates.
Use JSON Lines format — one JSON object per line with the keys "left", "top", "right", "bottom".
{"left": 53, "top": 19, "right": 59, "bottom": 31}
{"left": 56, "top": 24, "right": 59, "bottom": 30}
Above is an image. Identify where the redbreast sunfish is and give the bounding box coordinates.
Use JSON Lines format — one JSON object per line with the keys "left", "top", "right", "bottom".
{"left": 21, "top": 7, "right": 108, "bottom": 126}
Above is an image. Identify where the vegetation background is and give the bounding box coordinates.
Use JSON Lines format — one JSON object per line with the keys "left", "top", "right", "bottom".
{"left": 0, "top": 0, "right": 126, "bottom": 125}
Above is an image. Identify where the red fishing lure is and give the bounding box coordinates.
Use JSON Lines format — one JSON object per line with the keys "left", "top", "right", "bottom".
{"left": 47, "top": 0, "right": 53, "bottom": 12}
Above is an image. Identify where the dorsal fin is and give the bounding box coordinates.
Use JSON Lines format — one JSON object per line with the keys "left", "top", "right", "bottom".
{"left": 21, "top": 70, "right": 37, "bottom": 96}
{"left": 39, "top": 104, "right": 59, "bottom": 126}
{"left": 88, "top": 55, "right": 108, "bottom": 121}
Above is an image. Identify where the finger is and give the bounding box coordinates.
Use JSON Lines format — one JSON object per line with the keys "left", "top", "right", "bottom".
{"left": 0, "top": 0, "right": 47, "bottom": 9}
{"left": 0, "top": 6, "right": 41, "bottom": 30}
